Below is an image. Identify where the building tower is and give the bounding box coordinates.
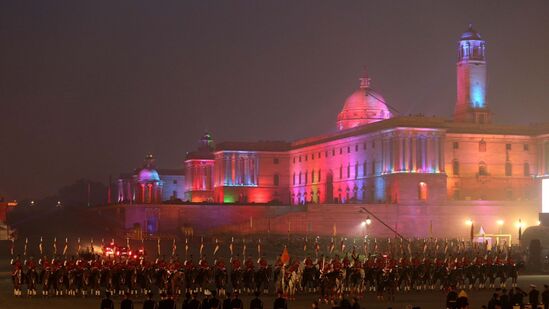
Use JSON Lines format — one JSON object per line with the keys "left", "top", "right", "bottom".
{"left": 454, "top": 25, "right": 490, "bottom": 123}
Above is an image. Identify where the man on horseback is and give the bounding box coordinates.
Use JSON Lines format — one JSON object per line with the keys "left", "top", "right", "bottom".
{"left": 11, "top": 255, "right": 23, "bottom": 296}
{"left": 26, "top": 255, "right": 39, "bottom": 296}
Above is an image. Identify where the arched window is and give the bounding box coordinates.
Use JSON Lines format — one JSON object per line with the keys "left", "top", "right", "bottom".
{"left": 452, "top": 160, "right": 460, "bottom": 176}
{"left": 478, "top": 162, "right": 487, "bottom": 176}
{"left": 339, "top": 165, "right": 343, "bottom": 179}
{"left": 298, "top": 172, "right": 302, "bottom": 185}
{"left": 505, "top": 162, "right": 512, "bottom": 177}
{"left": 418, "top": 182, "right": 428, "bottom": 201}
{"left": 311, "top": 169, "right": 315, "bottom": 183}
{"left": 371, "top": 160, "right": 376, "bottom": 175}
{"left": 479, "top": 139, "right": 487, "bottom": 152}
{"left": 273, "top": 174, "right": 279, "bottom": 186}
{"left": 292, "top": 173, "right": 296, "bottom": 185}
{"left": 347, "top": 164, "right": 351, "bottom": 178}
{"left": 363, "top": 161, "right": 368, "bottom": 177}
{"left": 524, "top": 162, "right": 530, "bottom": 176}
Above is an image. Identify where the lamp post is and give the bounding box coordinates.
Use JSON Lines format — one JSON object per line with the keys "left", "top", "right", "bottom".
{"left": 465, "top": 219, "right": 474, "bottom": 242}
{"left": 361, "top": 216, "right": 372, "bottom": 237}
{"left": 497, "top": 219, "right": 504, "bottom": 234}
{"left": 517, "top": 219, "right": 524, "bottom": 242}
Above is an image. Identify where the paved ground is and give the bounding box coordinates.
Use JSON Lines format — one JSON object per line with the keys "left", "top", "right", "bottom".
{"left": 2, "top": 270, "right": 549, "bottom": 309}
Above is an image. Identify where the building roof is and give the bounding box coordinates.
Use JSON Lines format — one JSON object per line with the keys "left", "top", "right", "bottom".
{"left": 215, "top": 141, "right": 291, "bottom": 152}
{"left": 461, "top": 24, "right": 482, "bottom": 40}
{"left": 291, "top": 115, "right": 549, "bottom": 149}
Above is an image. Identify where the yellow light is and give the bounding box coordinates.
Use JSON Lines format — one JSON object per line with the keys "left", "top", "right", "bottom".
{"left": 360, "top": 221, "right": 366, "bottom": 227}
{"left": 515, "top": 221, "right": 524, "bottom": 228}
{"left": 465, "top": 219, "right": 473, "bottom": 226}
{"left": 497, "top": 220, "right": 504, "bottom": 226}
{"left": 537, "top": 220, "right": 541, "bottom": 226}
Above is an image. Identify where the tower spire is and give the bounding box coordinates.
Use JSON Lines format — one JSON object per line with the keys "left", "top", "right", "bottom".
{"left": 359, "top": 66, "right": 371, "bottom": 89}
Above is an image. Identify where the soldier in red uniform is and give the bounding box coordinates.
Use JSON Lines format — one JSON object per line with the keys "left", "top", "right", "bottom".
{"left": 231, "top": 255, "right": 242, "bottom": 271}
{"left": 342, "top": 254, "right": 351, "bottom": 269}
{"left": 199, "top": 255, "right": 209, "bottom": 270}
{"left": 11, "top": 255, "right": 23, "bottom": 296}
{"left": 215, "top": 257, "right": 226, "bottom": 271}
{"left": 258, "top": 255, "right": 268, "bottom": 269}
{"left": 244, "top": 256, "right": 254, "bottom": 271}
{"left": 184, "top": 255, "right": 194, "bottom": 271}
{"left": 303, "top": 255, "right": 314, "bottom": 269}
{"left": 332, "top": 255, "right": 342, "bottom": 272}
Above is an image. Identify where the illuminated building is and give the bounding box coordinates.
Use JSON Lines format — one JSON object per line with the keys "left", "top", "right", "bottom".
{"left": 111, "top": 26, "right": 549, "bottom": 238}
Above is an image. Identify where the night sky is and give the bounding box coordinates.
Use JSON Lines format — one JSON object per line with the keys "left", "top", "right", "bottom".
{"left": 2, "top": 1, "right": 549, "bottom": 200}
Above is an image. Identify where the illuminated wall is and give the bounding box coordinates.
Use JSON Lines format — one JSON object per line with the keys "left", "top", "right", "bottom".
{"left": 543, "top": 178, "right": 549, "bottom": 214}
{"left": 184, "top": 159, "right": 214, "bottom": 202}
{"left": 289, "top": 128, "right": 445, "bottom": 205}
{"left": 213, "top": 150, "right": 290, "bottom": 204}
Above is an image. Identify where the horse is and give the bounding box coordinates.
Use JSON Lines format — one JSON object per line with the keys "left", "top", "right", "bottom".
{"left": 26, "top": 268, "right": 38, "bottom": 296}
{"left": 242, "top": 268, "right": 255, "bottom": 294}
{"left": 90, "top": 268, "right": 102, "bottom": 296}
{"left": 12, "top": 268, "right": 23, "bottom": 296}
{"left": 254, "top": 266, "right": 271, "bottom": 294}
{"left": 377, "top": 269, "right": 396, "bottom": 302}
{"left": 301, "top": 266, "right": 319, "bottom": 294}
{"left": 195, "top": 268, "right": 212, "bottom": 293}
{"left": 282, "top": 268, "right": 300, "bottom": 300}
{"left": 231, "top": 269, "right": 243, "bottom": 293}
{"left": 80, "top": 268, "right": 91, "bottom": 297}
{"left": 346, "top": 267, "right": 365, "bottom": 297}
{"left": 168, "top": 270, "right": 184, "bottom": 296}
{"left": 53, "top": 268, "right": 66, "bottom": 296}
{"left": 319, "top": 270, "right": 342, "bottom": 303}
{"left": 128, "top": 268, "right": 139, "bottom": 295}
{"left": 40, "top": 268, "right": 53, "bottom": 296}
{"left": 67, "top": 268, "right": 79, "bottom": 296}
{"left": 214, "top": 267, "right": 228, "bottom": 297}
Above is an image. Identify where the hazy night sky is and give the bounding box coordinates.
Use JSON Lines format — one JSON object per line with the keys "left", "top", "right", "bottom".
{"left": 1, "top": 1, "right": 548, "bottom": 200}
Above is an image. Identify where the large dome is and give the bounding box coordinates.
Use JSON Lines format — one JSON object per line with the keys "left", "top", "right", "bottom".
{"left": 138, "top": 168, "right": 160, "bottom": 183}
{"left": 337, "top": 75, "right": 392, "bottom": 131}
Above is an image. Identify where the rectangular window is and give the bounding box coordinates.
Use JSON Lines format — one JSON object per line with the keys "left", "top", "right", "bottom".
{"left": 274, "top": 174, "right": 279, "bottom": 186}
{"left": 273, "top": 158, "right": 279, "bottom": 164}
{"left": 305, "top": 171, "right": 308, "bottom": 184}
{"left": 311, "top": 170, "right": 315, "bottom": 183}
{"left": 339, "top": 148, "right": 343, "bottom": 155}
{"left": 363, "top": 161, "right": 367, "bottom": 176}
{"left": 479, "top": 141, "right": 486, "bottom": 152}
{"left": 293, "top": 173, "right": 296, "bottom": 185}
{"left": 524, "top": 163, "right": 530, "bottom": 176}
{"left": 355, "top": 164, "right": 358, "bottom": 179}
{"left": 318, "top": 152, "right": 321, "bottom": 159}
{"left": 293, "top": 157, "right": 296, "bottom": 164}
{"left": 299, "top": 156, "right": 302, "bottom": 162}
{"left": 453, "top": 142, "right": 459, "bottom": 149}
{"left": 524, "top": 144, "right": 529, "bottom": 151}
{"left": 347, "top": 164, "right": 350, "bottom": 178}
{"left": 305, "top": 155, "right": 308, "bottom": 161}
{"left": 506, "top": 143, "right": 512, "bottom": 151}
{"left": 371, "top": 161, "right": 376, "bottom": 175}
{"left": 332, "top": 149, "right": 336, "bottom": 156}
{"left": 339, "top": 166, "right": 343, "bottom": 179}
{"left": 363, "top": 143, "right": 367, "bottom": 150}
{"left": 355, "top": 145, "right": 359, "bottom": 152}
{"left": 505, "top": 162, "right": 512, "bottom": 176}
{"left": 347, "top": 146, "right": 351, "bottom": 153}
{"left": 173, "top": 180, "right": 177, "bottom": 184}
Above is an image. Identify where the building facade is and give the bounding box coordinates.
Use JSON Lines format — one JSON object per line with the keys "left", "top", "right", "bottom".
{"left": 118, "top": 26, "right": 549, "bottom": 209}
